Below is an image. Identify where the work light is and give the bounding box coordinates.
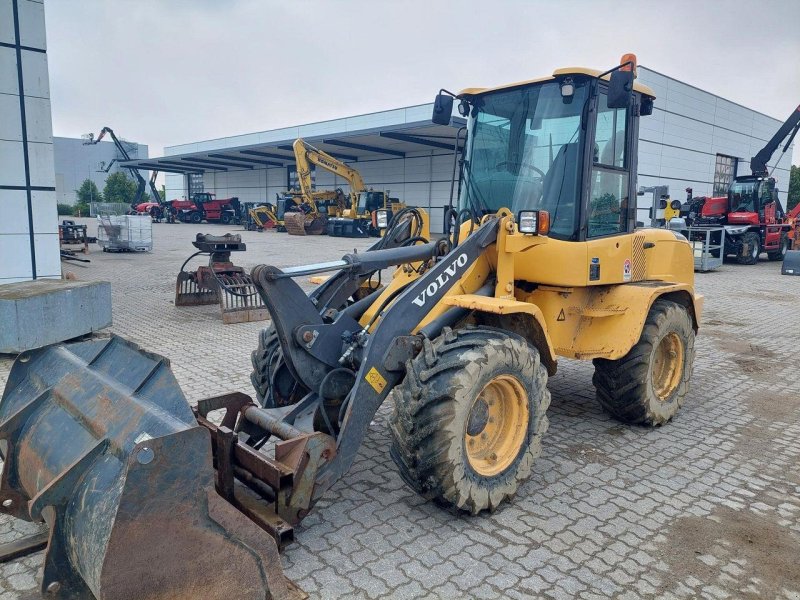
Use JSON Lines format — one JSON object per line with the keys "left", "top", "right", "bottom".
{"left": 518, "top": 211, "right": 538, "bottom": 233}
{"left": 517, "top": 210, "right": 550, "bottom": 235}
{"left": 376, "top": 209, "right": 389, "bottom": 229}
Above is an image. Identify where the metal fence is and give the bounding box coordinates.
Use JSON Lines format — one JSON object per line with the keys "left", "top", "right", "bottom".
{"left": 89, "top": 202, "right": 130, "bottom": 217}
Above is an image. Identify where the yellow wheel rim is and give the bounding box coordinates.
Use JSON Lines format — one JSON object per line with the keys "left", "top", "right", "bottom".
{"left": 652, "top": 332, "right": 684, "bottom": 401}
{"left": 465, "top": 374, "right": 529, "bottom": 477}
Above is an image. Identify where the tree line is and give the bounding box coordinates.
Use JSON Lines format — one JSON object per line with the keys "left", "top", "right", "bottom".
{"left": 57, "top": 173, "right": 164, "bottom": 216}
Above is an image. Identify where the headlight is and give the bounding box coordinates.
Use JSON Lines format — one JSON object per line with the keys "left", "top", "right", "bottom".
{"left": 517, "top": 210, "right": 550, "bottom": 235}
{"left": 724, "top": 225, "right": 749, "bottom": 235}
{"left": 376, "top": 209, "right": 389, "bottom": 229}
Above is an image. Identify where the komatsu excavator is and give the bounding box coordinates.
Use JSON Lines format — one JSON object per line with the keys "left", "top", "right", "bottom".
{"left": 0, "top": 55, "right": 702, "bottom": 599}
{"left": 293, "top": 138, "right": 402, "bottom": 237}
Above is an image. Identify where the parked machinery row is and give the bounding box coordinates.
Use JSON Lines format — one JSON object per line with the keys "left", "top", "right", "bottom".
{"left": 133, "top": 136, "right": 406, "bottom": 238}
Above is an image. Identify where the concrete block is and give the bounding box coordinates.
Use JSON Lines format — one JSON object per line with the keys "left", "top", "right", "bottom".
{"left": 0, "top": 279, "right": 112, "bottom": 353}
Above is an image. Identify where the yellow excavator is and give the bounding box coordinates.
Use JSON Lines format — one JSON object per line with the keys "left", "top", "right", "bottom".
{"left": 246, "top": 203, "right": 281, "bottom": 231}
{"left": 293, "top": 138, "right": 403, "bottom": 237}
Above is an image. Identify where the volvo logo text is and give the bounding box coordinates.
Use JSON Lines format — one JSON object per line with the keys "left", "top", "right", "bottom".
{"left": 411, "top": 253, "right": 469, "bottom": 307}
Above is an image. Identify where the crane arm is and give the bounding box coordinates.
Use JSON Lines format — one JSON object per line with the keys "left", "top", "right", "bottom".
{"left": 293, "top": 139, "right": 366, "bottom": 212}
{"left": 84, "top": 126, "right": 160, "bottom": 204}
{"left": 750, "top": 104, "right": 800, "bottom": 177}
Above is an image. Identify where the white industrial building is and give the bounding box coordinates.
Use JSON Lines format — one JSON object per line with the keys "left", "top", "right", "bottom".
{"left": 126, "top": 67, "right": 793, "bottom": 234}
{"left": 53, "top": 136, "right": 148, "bottom": 205}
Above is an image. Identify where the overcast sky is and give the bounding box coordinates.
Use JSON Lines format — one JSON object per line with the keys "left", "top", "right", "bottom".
{"left": 44, "top": 0, "right": 800, "bottom": 166}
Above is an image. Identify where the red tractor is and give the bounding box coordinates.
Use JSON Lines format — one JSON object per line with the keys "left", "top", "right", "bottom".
{"left": 686, "top": 179, "right": 792, "bottom": 264}
{"left": 686, "top": 103, "right": 800, "bottom": 264}
{"left": 178, "top": 193, "right": 240, "bottom": 224}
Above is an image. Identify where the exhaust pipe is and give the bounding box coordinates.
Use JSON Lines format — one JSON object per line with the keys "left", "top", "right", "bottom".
{"left": 0, "top": 336, "right": 302, "bottom": 600}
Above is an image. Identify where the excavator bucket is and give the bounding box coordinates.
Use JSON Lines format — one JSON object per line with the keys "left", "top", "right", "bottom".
{"left": 0, "top": 336, "right": 303, "bottom": 600}
{"left": 283, "top": 212, "right": 327, "bottom": 236}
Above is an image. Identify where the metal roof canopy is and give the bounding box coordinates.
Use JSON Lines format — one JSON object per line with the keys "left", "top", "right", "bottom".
{"left": 121, "top": 117, "right": 466, "bottom": 174}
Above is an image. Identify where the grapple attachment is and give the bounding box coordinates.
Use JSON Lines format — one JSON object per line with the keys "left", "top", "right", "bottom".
{"left": 0, "top": 336, "right": 302, "bottom": 600}
{"left": 175, "top": 233, "right": 269, "bottom": 324}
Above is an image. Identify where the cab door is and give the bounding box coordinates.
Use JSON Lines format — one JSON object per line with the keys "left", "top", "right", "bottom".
{"left": 583, "top": 86, "right": 637, "bottom": 285}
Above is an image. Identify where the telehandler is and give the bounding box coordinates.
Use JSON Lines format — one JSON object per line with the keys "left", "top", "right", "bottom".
{"left": 0, "top": 55, "right": 701, "bottom": 599}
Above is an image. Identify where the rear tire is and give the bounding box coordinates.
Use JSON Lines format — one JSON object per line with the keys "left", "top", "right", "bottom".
{"left": 767, "top": 233, "right": 789, "bottom": 261}
{"left": 250, "top": 325, "right": 307, "bottom": 408}
{"left": 593, "top": 299, "right": 695, "bottom": 426}
{"left": 389, "top": 327, "right": 550, "bottom": 514}
{"left": 736, "top": 231, "right": 760, "bottom": 265}
{"left": 221, "top": 213, "right": 232, "bottom": 225}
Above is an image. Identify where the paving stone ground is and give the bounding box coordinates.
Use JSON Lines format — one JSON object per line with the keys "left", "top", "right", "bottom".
{"left": 0, "top": 217, "right": 798, "bottom": 600}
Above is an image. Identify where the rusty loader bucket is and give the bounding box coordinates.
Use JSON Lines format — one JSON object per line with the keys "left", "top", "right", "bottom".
{"left": 0, "top": 336, "right": 302, "bottom": 600}
{"left": 175, "top": 233, "right": 269, "bottom": 324}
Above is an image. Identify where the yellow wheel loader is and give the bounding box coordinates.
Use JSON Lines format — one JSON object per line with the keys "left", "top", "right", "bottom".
{"left": 0, "top": 55, "right": 702, "bottom": 598}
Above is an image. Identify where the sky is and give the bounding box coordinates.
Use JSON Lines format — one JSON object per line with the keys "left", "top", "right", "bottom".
{"left": 44, "top": 0, "right": 800, "bottom": 166}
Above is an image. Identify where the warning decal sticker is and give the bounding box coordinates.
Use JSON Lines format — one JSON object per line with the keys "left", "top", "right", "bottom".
{"left": 365, "top": 367, "right": 387, "bottom": 393}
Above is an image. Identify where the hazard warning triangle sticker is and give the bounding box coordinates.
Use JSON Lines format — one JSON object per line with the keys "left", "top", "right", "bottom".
{"left": 557, "top": 309, "right": 566, "bottom": 322}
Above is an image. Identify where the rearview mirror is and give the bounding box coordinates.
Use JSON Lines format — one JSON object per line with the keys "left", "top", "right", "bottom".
{"left": 432, "top": 93, "right": 454, "bottom": 125}
{"left": 640, "top": 95, "right": 654, "bottom": 116}
{"left": 607, "top": 70, "right": 633, "bottom": 109}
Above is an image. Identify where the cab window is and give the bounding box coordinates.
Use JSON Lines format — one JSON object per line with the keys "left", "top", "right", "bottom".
{"left": 588, "top": 91, "right": 629, "bottom": 238}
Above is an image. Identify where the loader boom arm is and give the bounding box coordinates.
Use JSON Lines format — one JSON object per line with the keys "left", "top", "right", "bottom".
{"left": 249, "top": 216, "right": 500, "bottom": 497}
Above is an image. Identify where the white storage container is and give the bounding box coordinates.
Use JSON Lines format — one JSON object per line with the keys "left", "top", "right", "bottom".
{"left": 97, "top": 215, "right": 153, "bottom": 252}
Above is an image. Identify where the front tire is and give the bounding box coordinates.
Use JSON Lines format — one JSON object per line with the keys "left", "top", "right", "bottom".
{"left": 593, "top": 299, "right": 695, "bottom": 426}
{"left": 190, "top": 212, "right": 202, "bottom": 224}
{"left": 250, "top": 325, "right": 308, "bottom": 407}
{"left": 767, "top": 233, "right": 789, "bottom": 261}
{"left": 736, "top": 231, "right": 760, "bottom": 265}
{"left": 389, "top": 327, "right": 550, "bottom": 515}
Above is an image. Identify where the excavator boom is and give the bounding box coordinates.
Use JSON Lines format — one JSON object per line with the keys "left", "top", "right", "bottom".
{"left": 293, "top": 138, "right": 366, "bottom": 214}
